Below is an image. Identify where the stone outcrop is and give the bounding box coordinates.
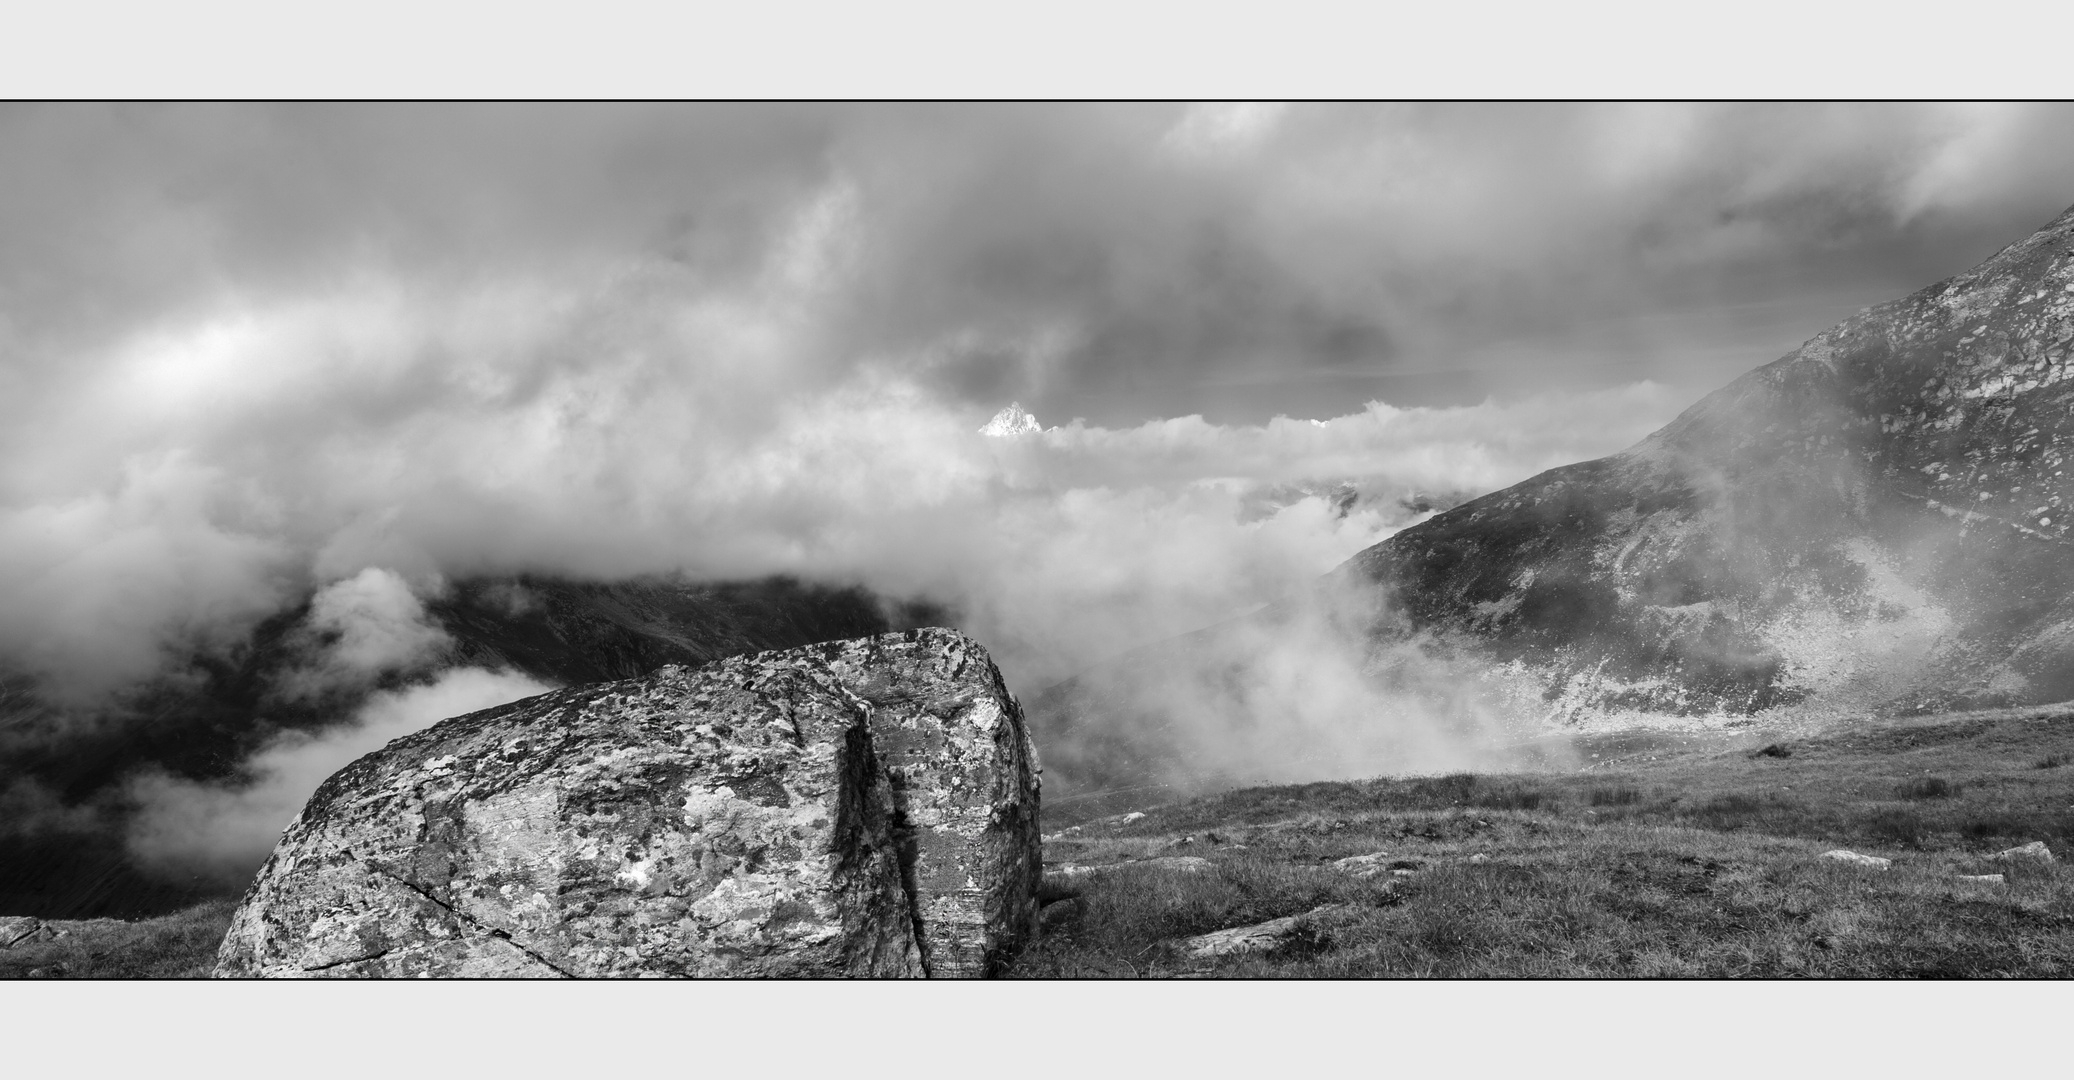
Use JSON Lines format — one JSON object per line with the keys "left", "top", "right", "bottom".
{"left": 1, "top": 915, "right": 44, "bottom": 948}
{"left": 213, "top": 628, "right": 1039, "bottom": 978}
{"left": 1177, "top": 904, "right": 1347, "bottom": 962}
{"left": 1331, "top": 853, "right": 1393, "bottom": 879}
{"left": 1820, "top": 850, "right": 1893, "bottom": 869}
{"left": 1990, "top": 840, "right": 2056, "bottom": 865}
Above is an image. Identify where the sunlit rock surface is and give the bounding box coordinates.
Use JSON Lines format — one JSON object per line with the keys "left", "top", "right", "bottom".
{"left": 213, "top": 628, "right": 1038, "bottom": 978}
{"left": 1346, "top": 201, "right": 2074, "bottom": 722}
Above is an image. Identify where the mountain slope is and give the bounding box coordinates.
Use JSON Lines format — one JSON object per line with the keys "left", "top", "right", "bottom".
{"left": 1345, "top": 201, "right": 2074, "bottom": 721}
{"left": 1029, "top": 202, "right": 2074, "bottom": 804}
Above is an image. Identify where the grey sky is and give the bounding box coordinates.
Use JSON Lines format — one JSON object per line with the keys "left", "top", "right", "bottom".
{"left": 5, "top": 102, "right": 2074, "bottom": 699}
{"left": 8, "top": 103, "right": 2074, "bottom": 428}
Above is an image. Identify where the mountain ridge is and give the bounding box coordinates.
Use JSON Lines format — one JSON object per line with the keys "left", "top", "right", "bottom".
{"left": 1343, "top": 200, "right": 2074, "bottom": 722}
{"left": 1027, "top": 200, "right": 2074, "bottom": 805}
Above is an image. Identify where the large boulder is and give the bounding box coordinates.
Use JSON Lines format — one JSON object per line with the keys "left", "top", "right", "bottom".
{"left": 819, "top": 631, "right": 1042, "bottom": 977}
{"left": 213, "top": 628, "right": 1040, "bottom": 978}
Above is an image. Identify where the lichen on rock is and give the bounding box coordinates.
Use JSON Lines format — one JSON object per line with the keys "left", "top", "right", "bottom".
{"left": 214, "top": 627, "right": 1039, "bottom": 978}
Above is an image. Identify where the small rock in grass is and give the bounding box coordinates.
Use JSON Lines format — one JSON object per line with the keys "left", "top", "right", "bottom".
{"left": 1046, "top": 856, "right": 1213, "bottom": 881}
{"left": 1990, "top": 841, "right": 2055, "bottom": 865}
{"left": 1467, "top": 853, "right": 1491, "bottom": 864}
{"left": 1332, "top": 853, "right": 1394, "bottom": 879}
{"left": 1820, "top": 850, "right": 1892, "bottom": 869}
{"left": 1177, "top": 904, "right": 1349, "bottom": 961}
{"left": 1119, "top": 812, "right": 1146, "bottom": 824}
{"left": 1955, "top": 873, "right": 2006, "bottom": 884}
{"left": 0, "top": 916, "right": 44, "bottom": 949}
{"left": 1137, "top": 856, "right": 1212, "bottom": 873}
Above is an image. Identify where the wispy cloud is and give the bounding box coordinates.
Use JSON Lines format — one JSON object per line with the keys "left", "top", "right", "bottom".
{"left": 0, "top": 104, "right": 2070, "bottom": 853}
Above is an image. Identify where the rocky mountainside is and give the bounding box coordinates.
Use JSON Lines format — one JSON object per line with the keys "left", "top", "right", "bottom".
{"left": 215, "top": 629, "right": 1039, "bottom": 978}
{"left": 1029, "top": 201, "right": 2074, "bottom": 804}
{"left": 1345, "top": 201, "right": 2074, "bottom": 723}
{"left": 1, "top": 575, "right": 914, "bottom": 919}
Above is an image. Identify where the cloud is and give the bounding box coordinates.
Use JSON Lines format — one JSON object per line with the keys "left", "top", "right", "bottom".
{"left": 126, "top": 666, "right": 555, "bottom": 884}
{"left": 2, "top": 104, "right": 2073, "bottom": 854}
{"left": 1044, "top": 582, "right": 1570, "bottom": 796}
{"left": 270, "top": 567, "right": 451, "bottom": 701}
{"left": 0, "top": 452, "right": 292, "bottom": 702}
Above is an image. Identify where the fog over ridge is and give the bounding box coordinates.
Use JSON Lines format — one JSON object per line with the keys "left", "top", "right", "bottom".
{"left": 7, "top": 103, "right": 2074, "bottom": 883}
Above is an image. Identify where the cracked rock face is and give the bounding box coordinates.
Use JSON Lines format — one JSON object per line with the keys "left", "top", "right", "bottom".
{"left": 213, "top": 628, "right": 1039, "bottom": 978}
{"left": 818, "top": 631, "right": 1042, "bottom": 977}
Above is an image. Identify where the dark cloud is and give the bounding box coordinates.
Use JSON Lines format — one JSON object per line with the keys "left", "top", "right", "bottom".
{"left": 6, "top": 103, "right": 2072, "bottom": 877}
{"left": 9, "top": 103, "right": 2073, "bottom": 418}
{"left": 3, "top": 101, "right": 2074, "bottom": 722}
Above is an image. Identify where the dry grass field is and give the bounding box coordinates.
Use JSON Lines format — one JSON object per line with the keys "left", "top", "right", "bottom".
{"left": 0, "top": 900, "right": 234, "bottom": 979}
{"left": 10, "top": 703, "right": 2074, "bottom": 979}
{"left": 1013, "top": 704, "right": 2074, "bottom": 978}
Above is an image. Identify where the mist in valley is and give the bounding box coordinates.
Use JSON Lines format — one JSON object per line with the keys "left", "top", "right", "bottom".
{"left": 8, "top": 103, "right": 2074, "bottom": 895}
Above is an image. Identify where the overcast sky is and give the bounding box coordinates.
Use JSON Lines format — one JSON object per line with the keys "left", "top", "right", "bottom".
{"left": 7, "top": 102, "right": 2074, "bottom": 699}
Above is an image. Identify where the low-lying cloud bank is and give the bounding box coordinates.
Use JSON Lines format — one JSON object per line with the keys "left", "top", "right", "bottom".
{"left": 7, "top": 102, "right": 2073, "bottom": 879}
{"left": 5, "top": 344, "right": 1676, "bottom": 878}
{"left": 128, "top": 667, "right": 556, "bottom": 884}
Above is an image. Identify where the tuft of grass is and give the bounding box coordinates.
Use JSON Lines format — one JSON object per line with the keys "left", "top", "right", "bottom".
{"left": 2038, "top": 755, "right": 2068, "bottom": 770}
{"left": 1589, "top": 786, "right": 1643, "bottom": 807}
{"left": 0, "top": 900, "right": 234, "bottom": 979}
{"left": 1687, "top": 792, "right": 1801, "bottom": 831}
{"left": 1865, "top": 808, "right": 1926, "bottom": 848}
{"left": 1958, "top": 812, "right": 2034, "bottom": 842}
{"left": 1897, "top": 776, "right": 1960, "bottom": 800}
{"left": 1472, "top": 787, "right": 1550, "bottom": 812}
{"left": 1752, "top": 743, "right": 1794, "bottom": 759}
{"left": 1408, "top": 773, "right": 1480, "bottom": 805}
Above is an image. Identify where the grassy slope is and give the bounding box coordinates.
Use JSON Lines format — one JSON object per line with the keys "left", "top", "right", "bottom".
{"left": 0, "top": 900, "right": 235, "bottom": 979}
{"left": 14, "top": 704, "right": 2074, "bottom": 979}
{"left": 1013, "top": 704, "right": 2074, "bottom": 978}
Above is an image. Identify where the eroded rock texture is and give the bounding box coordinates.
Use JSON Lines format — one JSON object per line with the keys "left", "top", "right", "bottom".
{"left": 213, "top": 628, "right": 1038, "bottom": 978}
{"left": 820, "top": 632, "right": 1042, "bottom": 977}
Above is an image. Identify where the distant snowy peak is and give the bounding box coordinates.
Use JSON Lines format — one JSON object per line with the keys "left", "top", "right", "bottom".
{"left": 979, "top": 402, "right": 1043, "bottom": 438}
